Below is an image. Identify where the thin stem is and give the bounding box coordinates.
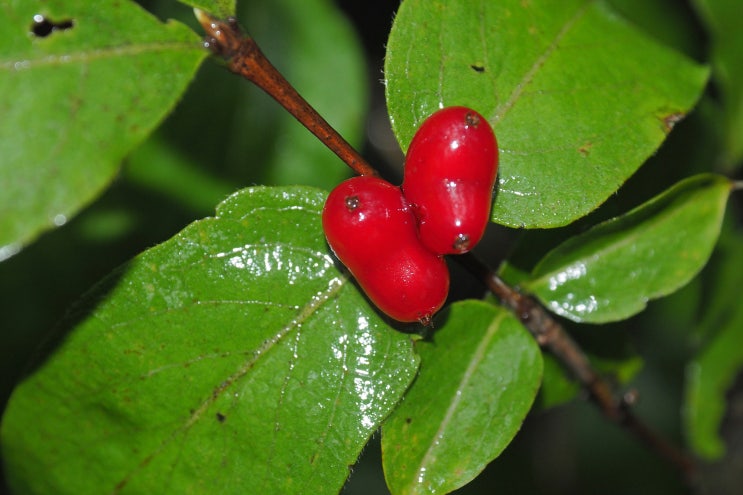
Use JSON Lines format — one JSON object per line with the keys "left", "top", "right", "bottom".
{"left": 194, "top": 10, "right": 377, "bottom": 177}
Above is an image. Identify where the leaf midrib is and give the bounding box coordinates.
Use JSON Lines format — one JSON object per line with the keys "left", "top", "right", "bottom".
{"left": 412, "top": 311, "right": 507, "bottom": 490}
{"left": 0, "top": 40, "right": 202, "bottom": 72}
{"left": 110, "top": 274, "right": 349, "bottom": 493}
{"left": 491, "top": 0, "right": 592, "bottom": 125}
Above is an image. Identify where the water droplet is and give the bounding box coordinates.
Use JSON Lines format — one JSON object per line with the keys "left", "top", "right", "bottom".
{"left": 53, "top": 214, "right": 67, "bottom": 226}
{"left": 417, "top": 467, "right": 427, "bottom": 484}
{"left": 0, "top": 243, "right": 22, "bottom": 262}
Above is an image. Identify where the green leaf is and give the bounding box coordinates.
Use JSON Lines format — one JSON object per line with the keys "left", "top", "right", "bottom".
{"left": 607, "top": 0, "right": 705, "bottom": 59}
{"left": 384, "top": 0, "right": 709, "bottom": 228}
{"left": 686, "top": 307, "right": 743, "bottom": 460}
{"left": 0, "top": 0, "right": 206, "bottom": 258}
{"left": 522, "top": 174, "right": 731, "bottom": 323}
{"left": 125, "top": 136, "right": 235, "bottom": 214}
{"left": 692, "top": 0, "right": 743, "bottom": 168}
{"left": 685, "top": 229, "right": 743, "bottom": 459}
{"left": 381, "top": 300, "right": 543, "bottom": 495}
{"left": 0, "top": 186, "right": 419, "bottom": 494}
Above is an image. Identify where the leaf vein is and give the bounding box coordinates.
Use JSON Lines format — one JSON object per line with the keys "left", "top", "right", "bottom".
{"left": 414, "top": 311, "right": 506, "bottom": 485}
{"left": 0, "top": 41, "right": 201, "bottom": 72}
{"left": 112, "top": 276, "right": 348, "bottom": 492}
{"left": 492, "top": 0, "right": 591, "bottom": 124}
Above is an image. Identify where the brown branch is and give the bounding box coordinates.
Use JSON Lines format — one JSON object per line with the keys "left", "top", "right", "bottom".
{"left": 194, "top": 9, "right": 698, "bottom": 488}
{"left": 194, "top": 10, "right": 377, "bottom": 177}
{"left": 458, "top": 253, "right": 698, "bottom": 484}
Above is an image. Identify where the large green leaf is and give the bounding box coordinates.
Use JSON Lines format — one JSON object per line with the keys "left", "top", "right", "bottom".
{"left": 0, "top": 186, "right": 419, "bottom": 494}
{"left": 384, "top": 0, "right": 709, "bottom": 228}
{"left": 685, "top": 229, "right": 743, "bottom": 460}
{"left": 0, "top": 0, "right": 206, "bottom": 258}
{"left": 381, "top": 300, "right": 543, "bottom": 495}
{"left": 522, "top": 174, "right": 731, "bottom": 323}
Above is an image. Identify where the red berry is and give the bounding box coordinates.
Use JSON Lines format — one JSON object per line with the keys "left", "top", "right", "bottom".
{"left": 322, "top": 176, "right": 449, "bottom": 323}
{"left": 403, "top": 106, "right": 499, "bottom": 255}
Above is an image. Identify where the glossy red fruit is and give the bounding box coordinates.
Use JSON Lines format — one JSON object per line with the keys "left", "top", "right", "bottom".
{"left": 403, "top": 106, "right": 498, "bottom": 255}
{"left": 322, "top": 176, "right": 449, "bottom": 323}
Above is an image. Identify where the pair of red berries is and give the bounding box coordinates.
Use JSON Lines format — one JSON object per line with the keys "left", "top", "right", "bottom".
{"left": 322, "top": 107, "right": 499, "bottom": 323}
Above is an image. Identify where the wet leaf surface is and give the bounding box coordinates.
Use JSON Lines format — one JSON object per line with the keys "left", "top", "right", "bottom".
{"left": 1, "top": 186, "right": 419, "bottom": 494}
{"left": 382, "top": 300, "right": 542, "bottom": 495}
{"left": 523, "top": 174, "right": 731, "bottom": 323}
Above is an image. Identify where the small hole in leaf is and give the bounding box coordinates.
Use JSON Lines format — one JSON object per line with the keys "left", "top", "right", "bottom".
{"left": 470, "top": 64, "right": 486, "bottom": 73}
{"left": 31, "top": 14, "right": 74, "bottom": 38}
{"left": 216, "top": 412, "right": 226, "bottom": 423}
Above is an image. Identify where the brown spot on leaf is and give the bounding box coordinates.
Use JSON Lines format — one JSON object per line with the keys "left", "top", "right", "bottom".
{"left": 578, "top": 142, "right": 593, "bottom": 157}
{"left": 661, "top": 112, "right": 685, "bottom": 134}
